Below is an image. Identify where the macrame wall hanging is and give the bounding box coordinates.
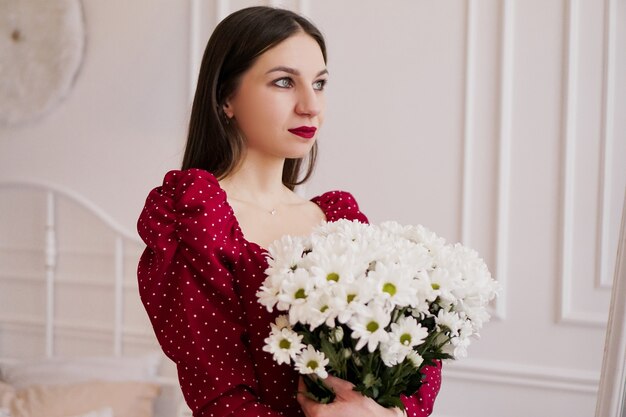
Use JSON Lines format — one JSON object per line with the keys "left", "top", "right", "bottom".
{"left": 0, "top": 0, "right": 85, "bottom": 126}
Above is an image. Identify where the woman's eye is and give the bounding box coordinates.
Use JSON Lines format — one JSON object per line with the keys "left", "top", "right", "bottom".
{"left": 274, "top": 78, "right": 293, "bottom": 88}
{"left": 313, "top": 79, "right": 327, "bottom": 91}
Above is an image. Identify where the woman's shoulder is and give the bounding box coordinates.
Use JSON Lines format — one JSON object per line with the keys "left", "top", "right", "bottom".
{"left": 311, "top": 189, "right": 369, "bottom": 224}
{"left": 140, "top": 168, "right": 229, "bottom": 219}
{"left": 156, "top": 168, "right": 224, "bottom": 201}
{"left": 137, "top": 168, "right": 239, "bottom": 253}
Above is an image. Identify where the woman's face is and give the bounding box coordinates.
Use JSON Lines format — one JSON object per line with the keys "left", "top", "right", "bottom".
{"left": 224, "top": 32, "right": 327, "bottom": 159}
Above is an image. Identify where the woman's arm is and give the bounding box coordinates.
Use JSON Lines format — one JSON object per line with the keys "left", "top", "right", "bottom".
{"left": 400, "top": 361, "right": 442, "bottom": 417}
{"left": 137, "top": 169, "right": 286, "bottom": 417}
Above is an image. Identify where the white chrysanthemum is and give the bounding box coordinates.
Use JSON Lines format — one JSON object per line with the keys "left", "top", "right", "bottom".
{"left": 412, "top": 269, "right": 439, "bottom": 311}
{"left": 379, "top": 220, "right": 413, "bottom": 237}
{"left": 404, "top": 224, "right": 447, "bottom": 254}
{"left": 256, "top": 284, "right": 281, "bottom": 312}
{"left": 380, "top": 341, "right": 411, "bottom": 367}
{"left": 380, "top": 316, "right": 429, "bottom": 366}
{"left": 369, "top": 262, "right": 419, "bottom": 308}
{"left": 435, "top": 309, "right": 462, "bottom": 336}
{"left": 429, "top": 264, "right": 461, "bottom": 307}
{"left": 348, "top": 302, "right": 392, "bottom": 352}
{"left": 305, "top": 250, "right": 363, "bottom": 287}
{"left": 451, "top": 333, "right": 472, "bottom": 358}
{"left": 270, "top": 314, "right": 290, "bottom": 331}
{"left": 329, "top": 280, "right": 375, "bottom": 324}
{"left": 265, "top": 234, "right": 307, "bottom": 274}
{"left": 329, "top": 326, "right": 344, "bottom": 344}
{"left": 263, "top": 327, "right": 304, "bottom": 365}
{"left": 406, "top": 351, "right": 424, "bottom": 369}
{"left": 302, "top": 288, "right": 337, "bottom": 330}
{"left": 276, "top": 268, "right": 312, "bottom": 305}
{"left": 275, "top": 268, "right": 316, "bottom": 324}
{"left": 313, "top": 218, "right": 372, "bottom": 242}
{"left": 389, "top": 316, "right": 428, "bottom": 348}
{"left": 294, "top": 345, "right": 329, "bottom": 378}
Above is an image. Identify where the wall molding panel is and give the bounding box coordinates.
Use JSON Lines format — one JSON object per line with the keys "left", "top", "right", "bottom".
{"left": 445, "top": 359, "right": 599, "bottom": 394}
{"left": 494, "top": 0, "right": 515, "bottom": 321}
{"left": 460, "top": 0, "right": 477, "bottom": 249}
{"left": 597, "top": 0, "right": 618, "bottom": 289}
{"left": 558, "top": 0, "right": 615, "bottom": 327}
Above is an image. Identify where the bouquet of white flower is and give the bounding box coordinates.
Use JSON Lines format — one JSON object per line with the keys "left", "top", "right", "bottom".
{"left": 256, "top": 219, "right": 500, "bottom": 410}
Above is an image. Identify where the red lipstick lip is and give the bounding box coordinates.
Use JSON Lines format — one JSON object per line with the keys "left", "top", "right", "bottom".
{"left": 288, "top": 126, "right": 317, "bottom": 139}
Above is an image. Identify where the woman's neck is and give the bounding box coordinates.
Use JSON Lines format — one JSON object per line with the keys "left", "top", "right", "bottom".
{"left": 218, "top": 158, "right": 295, "bottom": 208}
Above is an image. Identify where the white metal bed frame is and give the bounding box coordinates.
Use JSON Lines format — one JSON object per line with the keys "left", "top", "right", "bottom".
{"left": 0, "top": 179, "right": 191, "bottom": 417}
{"left": 0, "top": 179, "right": 140, "bottom": 359}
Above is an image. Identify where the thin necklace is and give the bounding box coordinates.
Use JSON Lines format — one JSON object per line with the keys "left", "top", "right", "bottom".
{"left": 221, "top": 180, "right": 287, "bottom": 216}
{"left": 227, "top": 196, "right": 280, "bottom": 215}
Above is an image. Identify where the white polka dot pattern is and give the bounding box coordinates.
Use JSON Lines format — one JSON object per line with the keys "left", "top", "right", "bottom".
{"left": 136, "top": 168, "right": 442, "bottom": 417}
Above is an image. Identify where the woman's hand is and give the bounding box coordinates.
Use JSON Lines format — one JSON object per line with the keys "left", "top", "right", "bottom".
{"left": 297, "top": 375, "right": 405, "bottom": 417}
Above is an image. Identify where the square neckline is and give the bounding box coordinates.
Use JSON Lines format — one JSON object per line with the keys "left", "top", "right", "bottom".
{"left": 216, "top": 184, "right": 329, "bottom": 254}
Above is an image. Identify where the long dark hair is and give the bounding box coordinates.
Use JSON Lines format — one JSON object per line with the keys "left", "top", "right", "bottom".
{"left": 181, "top": 6, "right": 327, "bottom": 190}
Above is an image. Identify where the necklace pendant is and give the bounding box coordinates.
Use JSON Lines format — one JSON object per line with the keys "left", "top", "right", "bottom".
{"left": 270, "top": 209, "right": 276, "bottom": 215}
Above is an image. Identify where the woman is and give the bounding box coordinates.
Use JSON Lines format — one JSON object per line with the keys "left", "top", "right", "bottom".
{"left": 137, "top": 6, "right": 442, "bottom": 417}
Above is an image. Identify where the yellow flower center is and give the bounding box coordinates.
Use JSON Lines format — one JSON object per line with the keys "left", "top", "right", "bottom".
{"left": 306, "top": 360, "right": 319, "bottom": 369}
{"left": 279, "top": 339, "right": 291, "bottom": 349}
{"left": 383, "top": 282, "right": 397, "bottom": 296}
{"left": 366, "top": 321, "right": 379, "bottom": 332}
{"left": 327, "top": 272, "right": 339, "bottom": 282}
{"left": 400, "top": 333, "right": 411, "bottom": 345}
{"left": 295, "top": 289, "right": 306, "bottom": 299}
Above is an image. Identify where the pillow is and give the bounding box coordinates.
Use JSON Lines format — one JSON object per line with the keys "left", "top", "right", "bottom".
{"left": 0, "top": 380, "right": 159, "bottom": 417}
{"left": 65, "top": 407, "right": 113, "bottom": 417}
{"left": 0, "top": 353, "right": 161, "bottom": 389}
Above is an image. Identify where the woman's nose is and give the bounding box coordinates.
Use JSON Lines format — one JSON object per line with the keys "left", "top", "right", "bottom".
{"left": 295, "top": 86, "right": 321, "bottom": 117}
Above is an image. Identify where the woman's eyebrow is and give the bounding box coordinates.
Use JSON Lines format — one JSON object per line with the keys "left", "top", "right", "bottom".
{"left": 265, "top": 66, "right": 329, "bottom": 77}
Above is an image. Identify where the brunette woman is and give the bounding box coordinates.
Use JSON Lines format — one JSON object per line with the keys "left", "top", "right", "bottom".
{"left": 137, "top": 6, "right": 442, "bottom": 417}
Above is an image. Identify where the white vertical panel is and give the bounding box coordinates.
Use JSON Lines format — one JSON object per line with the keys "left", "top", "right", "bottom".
{"left": 216, "top": 0, "right": 230, "bottom": 22}
{"left": 461, "top": 0, "right": 477, "bottom": 247}
{"left": 597, "top": 0, "right": 618, "bottom": 289}
{"left": 559, "top": 0, "right": 581, "bottom": 325}
{"left": 495, "top": 0, "right": 515, "bottom": 320}
{"left": 298, "top": 0, "right": 310, "bottom": 17}
{"left": 559, "top": 0, "right": 617, "bottom": 326}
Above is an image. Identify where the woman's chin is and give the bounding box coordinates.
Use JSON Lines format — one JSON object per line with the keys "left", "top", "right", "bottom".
{"left": 283, "top": 144, "right": 315, "bottom": 159}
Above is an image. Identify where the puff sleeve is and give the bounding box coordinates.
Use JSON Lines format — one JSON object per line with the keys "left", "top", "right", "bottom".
{"left": 136, "top": 169, "right": 284, "bottom": 417}
{"left": 311, "top": 190, "right": 369, "bottom": 224}
{"left": 400, "top": 360, "right": 442, "bottom": 417}
{"left": 313, "top": 190, "right": 443, "bottom": 417}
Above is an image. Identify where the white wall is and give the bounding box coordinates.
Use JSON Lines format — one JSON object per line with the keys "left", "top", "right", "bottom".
{"left": 1, "top": 1, "right": 625, "bottom": 416}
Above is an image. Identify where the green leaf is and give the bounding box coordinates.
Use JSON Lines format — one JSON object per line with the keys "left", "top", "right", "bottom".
{"left": 363, "top": 373, "right": 382, "bottom": 389}
{"left": 378, "top": 396, "right": 405, "bottom": 410}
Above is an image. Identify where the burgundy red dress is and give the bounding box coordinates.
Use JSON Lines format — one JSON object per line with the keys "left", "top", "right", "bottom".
{"left": 137, "top": 168, "right": 442, "bottom": 417}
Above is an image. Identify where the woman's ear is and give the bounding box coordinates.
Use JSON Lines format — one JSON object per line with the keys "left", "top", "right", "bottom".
{"left": 222, "top": 100, "right": 234, "bottom": 119}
